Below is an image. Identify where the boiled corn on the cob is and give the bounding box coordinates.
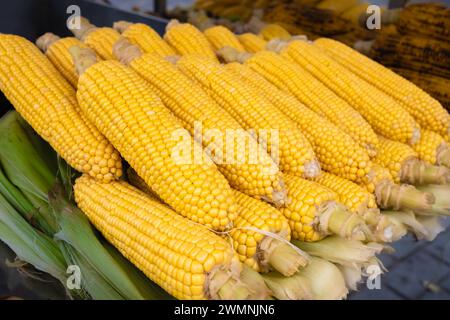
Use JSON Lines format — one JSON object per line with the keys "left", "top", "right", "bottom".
{"left": 74, "top": 175, "right": 249, "bottom": 300}
{"left": 238, "top": 33, "right": 267, "bottom": 53}
{"left": 374, "top": 136, "right": 450, "bottom": 185}
{"left": 412, "top": 130, "right": 450, "bottom": 168}
{"left": 113, "top": 21, "right": 176, "bottom": 57}
{"left": 224, "top": 60, "right": 373, "bottom": 184}
{"left": 176, "top": 54, "right": 320, "bottom": 178}
{"left": 113, "top": 40, "right": 287, "bottom": 206}
{"left": 276, "top": 40, "right": 421, "bottom": 145}
{"left": 204, "top": 25, "right": 245, "bottom": 52}
{"left": 69, "top": 16, "right": 120, "bottom": 60}
{"left": 164, "top": 20, "right": 218, "bottom": 62}
{"left": 280, "top": 174, "right": 371, "bottom": 242}
{"left": 0, "top": 35, "right": 122, "bottom": 182}
{"left": 315, "top": 38, "right": 450, "bottom": 140}
{"left": 70, "top": 46, "right": 238, "bottom": 231}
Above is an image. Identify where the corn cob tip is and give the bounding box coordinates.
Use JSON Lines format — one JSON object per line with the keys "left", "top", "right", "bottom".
{"left": 400, "top": 158, "right": 450, "bottom": 185}
{"left": 164, "top": 55, "right": 181, "bottom": 64}
{"left": 113, "top": 20, "right": 132, "bottom": 33}
{"left": 304, "top": 160, "right": 321, "bottom": 179}
{"left": 68, "top": 16, "right": 96, "bottom": 40}
{"left": 35, "top": 32, "right": 60, "bottom": 52}
{"left": 217, "top": 46, "right": 251, "bottom": 63}
{"left": 206, "top": 263, "right": 252, "bottom": 300}
{"left": 112, "top": 37, "right": 142, "bottom": 65}
{"left": 411, "top": 127, "right": 421, "bottom": 145}
{"left": 166, "top": 19, "right": 181, "bottom": 32}
{"left": 69, "top": 45, "right": 98, "bottom": 76}
{"left": 265, "top": 39, "right": 288, "bottom": 53}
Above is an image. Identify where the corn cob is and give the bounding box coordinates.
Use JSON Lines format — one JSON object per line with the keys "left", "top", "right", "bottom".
{"left": 412, "top": 130, "right": 450, "bottom": 168}
{"left": 164, "top": 20, "right": 218, "bottom": 62}
{"left": 113, "top": 40, "right": 287, "bottom": 206}
{"left": 369, "top": 32, "right": 450, "bottom": 79}
{"left": 224, "top": 61, "right": 372, "bottom": 184}
{"left": 203, "top": 25, "right": 245, "bottom": 52}
{"left": 259, "top": 24, "right": 291, "bottom": 41}
{"left": 0, "top": 35, "right": 121, "bottom": 182}
{"left": 373, "top": 136, "right": 450, "bottom": 186}
{"left": 113, "top": 21, "right": 176, "bottom": 57}
{"left": 231, "top": 190, "right": 308, "bottom": 275}
{"left": 74, "top": 175, "right": 251, "bottom": 300}
{"left": 280, "top": 174, "right": 372, "bottom": 242}
{"left": 218, "top": 48, "right": 379, "bottom": 156}
{"left": 275, "top": 40, "right": 421, "bottom": 145}
{"left": 397, "top": 3, "right": 450, "bottom": 42}
{"left": 69, "top": 16, "right": 120, "bottom": 60}
{"left": 176, "top": 54, "right": 320, "bottom": 179}
{"left": 238, "top": 33, "right": 267, "bottom": 53}
{"left": 127, "top": 166, "right": 304, "bottom": 277}
{"left": 315, "top": 38, "right": 450, "bottom": 140}
{"left": 36, "top": 33, "right": 98, "bottom": 87}
{"left": 340, "top": 3, "right": 369, "bottom": 24}
{"left": 70, "top": 46, "right": 238, "bottom": 231}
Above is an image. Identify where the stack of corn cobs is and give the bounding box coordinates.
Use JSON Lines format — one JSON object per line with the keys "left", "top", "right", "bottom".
{"left": 0, "top": 16, "right": 449, "bottom": 300}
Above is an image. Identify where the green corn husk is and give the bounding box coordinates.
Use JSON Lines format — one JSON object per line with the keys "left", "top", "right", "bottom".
{"left": 416, "top": 185, "right": 450, "bottom": 216}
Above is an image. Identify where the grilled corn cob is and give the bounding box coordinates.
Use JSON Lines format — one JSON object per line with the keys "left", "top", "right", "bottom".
{"left": 223, "top": 60, "right": 372, "bottom": 184}
{"left": 0, "top": 34, "right": 121, "bottom": 182}
{"left": 231, "top": 190, "right": 308, "bottom": 275}
{"left": 127, "top": 166, "right": 304, "bottom": 277}
{"left": 275, "top": 40, "right": 421, "bottom": 145}
{"left": 374, "top": 136, "right": 450, "bottom": 186}
{"left": 69, "top": 16, "right": 120, "bottom": 60}
{"left": 176, "top": 54, "right": 320, "bottom": 178}
{"left": 113, "top": 40, "right": 287, "bottom": 206}
{"left": 412, "top": 130, "right": 450, "bottom": 168}
{"left": 70, "top": 46, "right": 238, "bottom": 231}
{"left": 36, "top": 33, "right": 97, "bottom": 87}
{"left": 238, "top": 33, "right": 267, "bottom": 53}
{"left": 113, "top": 21, "right": 175, "bottom": 57}
{"left": 164, "top": 20, "right": 218, "bottom": 62}
{"left": 203, "top": 25, "right": 245, "bottom": 52}
{"left": 218, "top": 48, "right": 379, "bottom": 156}
{"left": 315, "top": 38, "right": 450, "bottom": 140}
{"left": 280, "top": 174, "right": 372, "bottom": 242}
{"left": 74, "top": 175, "right": 250, "bottom": 300}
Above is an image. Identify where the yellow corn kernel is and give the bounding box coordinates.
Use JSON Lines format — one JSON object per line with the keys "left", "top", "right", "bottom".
{"left": 114, "top": 21, "right": 175, "bottom": 57}
{"left": 74, "top": 175, "right": 246, "bottom": 300}
{"left": 315, "top": 38, "right": 450, "bottom": 140}
{"left": 238, "top": 33, "right": 267, "bottom": 53}
{"left": 164, "top": 20, "right": 218, "bottom": 61}
{"left": 278, "top": 40, "right": 420, "bottom": 145}
{"left": 225, "top": 62, "right": 373, "bottom": 184}
{"left": 72, "top": 47, "right": 238, "bottom": 231}
{"left": 113, "top": 42, "right": 287, "bottom": 205}
{"left": 0, "top": 34, "right": 121, "bottom": 182}
{"left": 177, "top": 54, "right": 320, "bottom": 178}
{"left": 412, "top": 129, "right": 449, "bottom": 166}
{"left": 204, "top": 25, "right": 245, "bottom": 52}
{"left": 259, "top": 24, "right": 291, "bottom": 41}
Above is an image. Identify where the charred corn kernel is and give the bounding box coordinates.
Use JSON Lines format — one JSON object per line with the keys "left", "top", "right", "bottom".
{"left": 69, "top": 16, "right": 120, "bottom": 60}
{"left": 0, "top": 35, "right": 121, "bottom": 182}
{"left": 374, "top": 136, "right": 450, "bottom": 185}
{"left": 113, "top": 21, "right": 175, "bottom": 57}
{"left": 259, "top": 24, "right": 291, "bottom": 41}
{"left": 315, "top": 38, "right": 450, "bottom": 140}
{"left": 71, "top": 47, "right": 238, "bottom": 231}
{"left": 278, "top": 40, "right": 421, "bottom": 145}
{"left": 204, "top": 26, "right": 245, "bottom": 52}
{"left": 36, "top": 33, "right": 98, "bottom": 87}
{"left": 225, "top": 62, "right": 373, "bottom": 184}
{"left": 412, "top": 130, "right": 450, "bottom": 167}
{"left": 280, "top": 174, "right": 371, "bottom": 242}
{"left": 238, "top": 33, "right": 267, "bottom": 53}
{"left": 220, "top": 49, "right": 379, "bottom": 156}
{"left": 114, "top": 41, "right": 286, "bottom": 205}
{"left": 312, "top": 172, "right": 377, "bottom": 213}
{"left": 74, "top": 175, "right": 248, "bottom": 300}
{"left": 177, "top": 54, "right": 320, "bottom": 178}
{"left": 231, "top": 190, "right": 296, "bottom": 273}
{"left": 164, "top": 20, "right": 218, "bottom": 61}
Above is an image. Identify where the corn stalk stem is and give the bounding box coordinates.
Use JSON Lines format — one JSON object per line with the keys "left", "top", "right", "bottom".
{"left": 400, "top": 158, "right": 450, "bottom": 185}
{"left": 375, "top": 181, "right": 434, "bottom": 211}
